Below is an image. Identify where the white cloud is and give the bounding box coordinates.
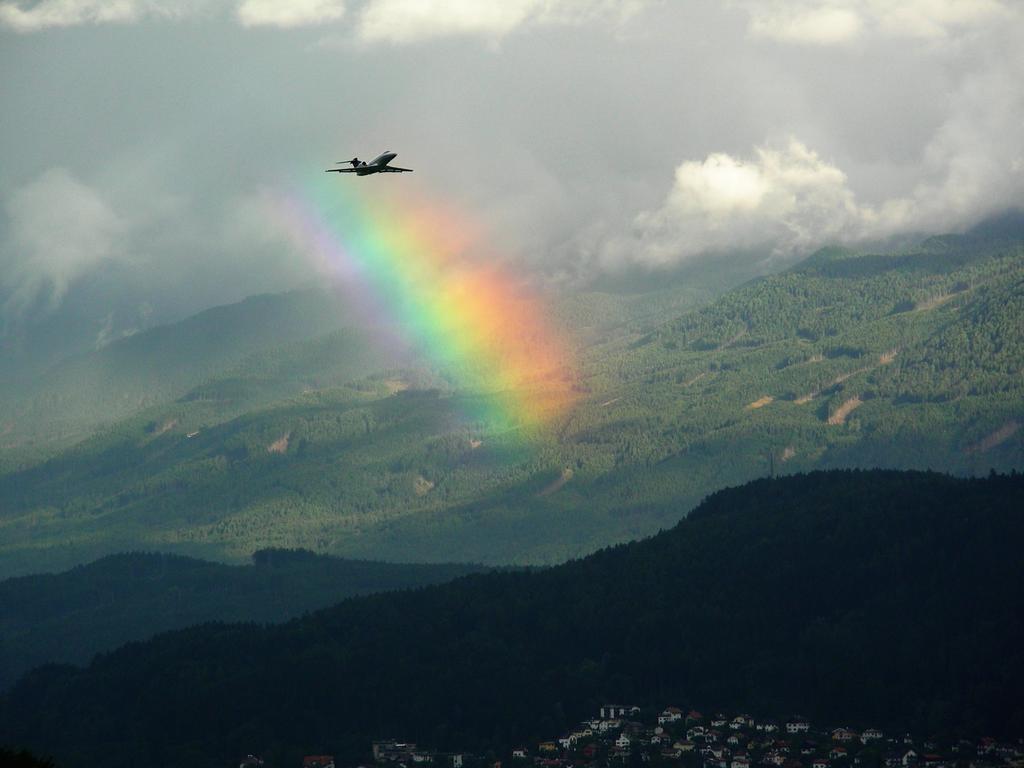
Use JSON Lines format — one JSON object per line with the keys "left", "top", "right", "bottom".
{"left": 356, "top": 0, "right": 644, "bottom": 44}
{"left": 236, "top": 0, "right": 344, "bottom": 28}
{"left": 0, "top": 0, "right": 221, "bottom": 31}
{"left": 611, "top": 71, "right": 1024, "bottom": 270}
{"left": 747, "top": 5, "right": 862, "bottom": 45}
{"left": 740, "top": 0, "right": 1011, "bottom": 46}
{"left": 2, "top": 168, "right": 124, "bottom": 311}
{"left": 0, "top": 0, "right": 139, "bottom": 32}
{"left": 616, "top": 140, "right": 864, "bottom": 267}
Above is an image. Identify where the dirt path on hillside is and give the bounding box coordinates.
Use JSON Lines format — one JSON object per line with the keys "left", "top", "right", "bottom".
{"left": 828, "top": 397, "right": 863, "bottom": 425}
{"left": 794, "top": 350, "right": 898, "bottom": 404}
{"left": 538, "top": 468, "right": 574, "bottom": 497}
{"left": 966, "top": 421, "right": 1020, "bottom": 454}
{"left": 267, "top": 432, "right": 290, "bottom": 454}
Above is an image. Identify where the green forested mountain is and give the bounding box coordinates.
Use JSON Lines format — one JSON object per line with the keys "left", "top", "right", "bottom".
{"left": 3, "top": 470, "right": 1022, "bottom": 768}
{"left": 0, "top": 287, "right": 413, "bottom": 467}
{"left": 0, "top": 549, "right": 484, "bottom": 691}
{"left": 1, "top": 229, "right": 1022, "bottom": 575}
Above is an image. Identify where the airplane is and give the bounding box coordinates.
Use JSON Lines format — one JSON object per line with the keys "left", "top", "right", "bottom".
{"left": 326, "top": 151, "right": 413, "bottom": 176}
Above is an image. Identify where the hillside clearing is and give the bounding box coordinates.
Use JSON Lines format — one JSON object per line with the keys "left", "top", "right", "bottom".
{"left": 828, "top": 397, "right": 863, "bottom": 425}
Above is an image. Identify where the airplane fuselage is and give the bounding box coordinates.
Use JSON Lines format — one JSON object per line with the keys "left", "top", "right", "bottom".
{"left": 356, "top": 152, "right": 398, "bottom": 175}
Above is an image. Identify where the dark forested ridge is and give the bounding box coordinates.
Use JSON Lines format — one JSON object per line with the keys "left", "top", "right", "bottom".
{"left": 3, "top": 470, "right": 1022, "bottom": 768}
{"left": 0, "top": 550, "right": 485, "bottom": 691}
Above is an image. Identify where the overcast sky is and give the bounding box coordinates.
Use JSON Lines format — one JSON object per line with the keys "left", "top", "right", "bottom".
{"left": 2, "top": 0, "right": 1022, "bottom": 328}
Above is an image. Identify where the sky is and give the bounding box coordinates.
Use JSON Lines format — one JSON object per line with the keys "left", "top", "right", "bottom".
{"left": 1, "top": 0, "right": 1022, "bottom": 334}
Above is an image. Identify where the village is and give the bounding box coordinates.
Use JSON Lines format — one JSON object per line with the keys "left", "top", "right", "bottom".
{"left": 240, "top": 706, "right": 1024, "bottom": 768}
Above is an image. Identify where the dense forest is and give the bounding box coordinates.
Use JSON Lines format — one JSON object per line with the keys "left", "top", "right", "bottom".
{"left": 0, "top": 550, "right": 484, "bottom": 690}
{"left": 3, "top": 470, "right": 1022, "bottom": 768}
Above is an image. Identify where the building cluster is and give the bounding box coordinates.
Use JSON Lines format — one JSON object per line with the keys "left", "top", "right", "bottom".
{"left": 239, "top": 707, "right": 1023, "bottom": 768}
{"left": 528, "top": 708, "right": 1022, "bottom": 768}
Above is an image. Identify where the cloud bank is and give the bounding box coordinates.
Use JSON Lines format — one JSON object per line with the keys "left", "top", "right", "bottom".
{"left": 357, "top": 0, "right": 641, "bottom": 44}
{"left": 739, "top": 0, "right": 1011, "bottom": 45}
{"left": 1, "top": 0, "right": 1022, "bottom": 318}
{"left": 0, "top": 0, "right": 641, "bottom": 34}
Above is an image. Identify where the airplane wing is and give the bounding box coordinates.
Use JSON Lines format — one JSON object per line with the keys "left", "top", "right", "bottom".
{"left": 326, "top": 167, "right": 359, "bottom": 173}
{"left": 380, "top": 166, "right": 413, "bottom": 172}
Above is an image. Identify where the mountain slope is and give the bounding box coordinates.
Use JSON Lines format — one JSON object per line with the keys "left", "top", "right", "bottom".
{"left": 1, "top": 231, "right": 1022, "bottom": 574}
{"left": 0, "top": 287, "right": 407, "bottom": 465}
{"left": 0, "top": 549, "right": 485, "bottom": 691}
{"left": 2, "top": 470, "right": 1022, "bottom": 768}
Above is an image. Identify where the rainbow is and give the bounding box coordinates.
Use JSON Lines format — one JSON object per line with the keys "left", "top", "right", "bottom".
{"left": 273, "top": 175, "right": 577, "bottom": 432}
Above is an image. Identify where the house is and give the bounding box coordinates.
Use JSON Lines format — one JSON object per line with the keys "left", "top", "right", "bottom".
{"left": 659, "top": 707, "right": 684, "bottom": 725}
{"left": 676, "top": 741, "right": 696, "bottom": 753}
{"left": 687, "top": 726, "right": 706, "bottom": 740}
{"left": 758, "top": 721, "right": 779, "bottom": 734}
{"left": 832, "top": 729, "right": 857, "bottom": 743}
{"left": 616, "top": 734, "right": 632, "bottom": 749}
{"left": 511, "top": 750, "right": 528, "bottom": 760}
{"left": 732, "top": 716, "right": 754, "bottom": 730}
{"left": 813, "top": 758, "right": 829, "bottom": 768}
{"left": 304, "top": 757, "right": 335, "bottom": 768}
{"left": 712, "top": 716, "right": 729, "bottom": 728}
{"left": 902, "top": 750, "right": 918, "bottom": 766}
{"left": 374, "top": 742, "right": 418, "bottom": 763}
{"left": 239, "top": 756, "right": 264, "bottom": 768}
{"left": 786, "top": 720, "right": 810, "bottom": 735}
{"left": 732, "top": 757, "right": 751, "bottom": 768}
{"left": 538, "top": 742, "right": 559, "bottom": 755}
{"left": 862, "top": 730, "right": 884, "bottom": 743}
{"left": 830, "top": 748, "right": 848, "bottom": 761}
{"left": 602, "top": 705, "right": 641, "bottom": 720}
{"left": 687, "top": 711, "right": 705, "bottom": 724}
